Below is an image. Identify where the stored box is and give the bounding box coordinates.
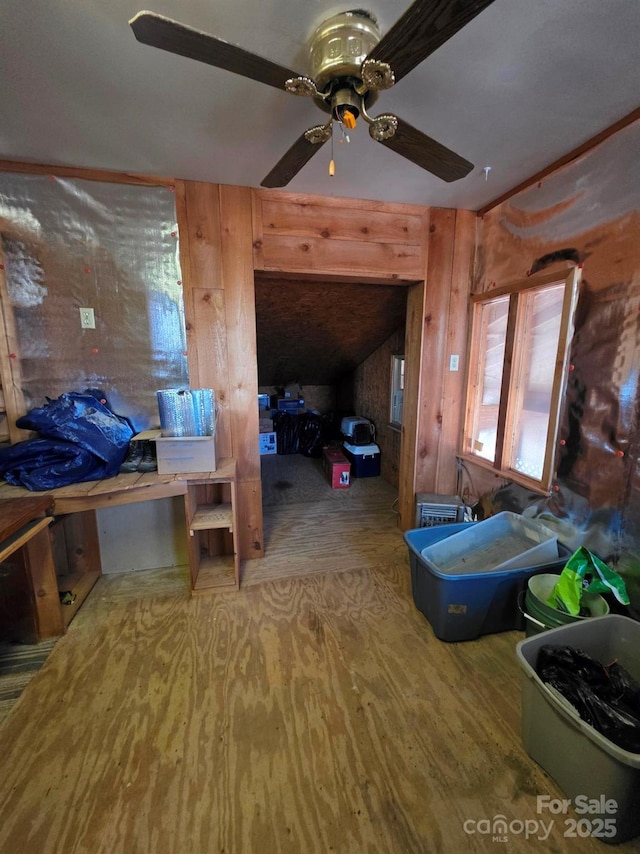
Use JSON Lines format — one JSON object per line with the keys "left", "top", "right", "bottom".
{"left": 343, "top": 441, "right": 380, "bottom": 477}
{"left": 137, "top": 429, "right": 217, "bottom": 474}
{"left": 403, "top": 522, "right": 572, "bottom": 642}
{"left": 516, "top": 616, "right": 640, "bottom": 844}
{"left": 276, "top": 398, "right": 304, "bottom": 413}
{"left": 322, "top": 447, "right": 350, "bottom": 489}
{"left": 259, "top": 432, "right": 277, "bottom": 455}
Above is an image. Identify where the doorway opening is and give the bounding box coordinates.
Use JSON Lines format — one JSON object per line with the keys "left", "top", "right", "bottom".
{"left": 253, "top": 273, "right": 409, "bottom": 560}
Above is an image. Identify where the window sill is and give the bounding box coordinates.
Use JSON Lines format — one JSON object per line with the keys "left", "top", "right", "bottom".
{"left": 458, "top": 453, "right": 552, "bottom": 497}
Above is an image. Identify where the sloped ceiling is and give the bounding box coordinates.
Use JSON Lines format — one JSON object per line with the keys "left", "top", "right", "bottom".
{"left": 255, "top": 277, "right": 408, "bottom": 386}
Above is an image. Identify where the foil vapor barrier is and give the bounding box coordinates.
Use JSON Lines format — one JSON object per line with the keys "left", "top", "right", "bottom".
{"left": 0, "top": 171, "right": 189, "bottom": 431}
{"left": 157, "top": 388, "right": 216, "bottom": 437}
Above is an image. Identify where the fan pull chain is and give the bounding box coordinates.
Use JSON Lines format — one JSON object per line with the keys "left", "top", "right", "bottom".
{"left": 329, "top": 124, "right": 335, "bottom": 177}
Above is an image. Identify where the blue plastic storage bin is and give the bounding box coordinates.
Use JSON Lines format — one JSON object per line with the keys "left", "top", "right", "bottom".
{"left": 403, "top": 522, "right": 573, "bottom": 642}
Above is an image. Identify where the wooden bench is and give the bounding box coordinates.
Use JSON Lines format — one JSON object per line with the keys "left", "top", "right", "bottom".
{"left": 0, "top": 459, "right": 239, "bottom": 640}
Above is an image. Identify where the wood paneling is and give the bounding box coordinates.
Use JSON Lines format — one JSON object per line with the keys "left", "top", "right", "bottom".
{"left": 219, "top": 185, "right": 261, "bottom": 485}
{"left": 258, "top": 234, "right": 423, "bottom": 280}
{"left": 253, "top": 190, "right": 425, "bottom": 281}
{"left": 398, "top": 208, "right": 475, "bottom": 526}
{"left": 414, "top": 209, "right": 457, "bottom": 497}
{"left": 259, "top": 197, "right": 424, "bottom": 244}
{"left": 436, "top": 210, "right": 476, "bottom": 493}
{"left": 236, "top": 478, "right": 264, "bottom": 559}
{"left": 188, "top": 288, "right": 232, "bottom": 457}
{"left": 177, "top": 182, "right": 264, "bottom": 558}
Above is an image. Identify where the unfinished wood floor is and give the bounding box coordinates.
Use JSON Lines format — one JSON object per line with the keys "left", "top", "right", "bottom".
{"left": 0, "top": 489, "right": 627, "bottom": 853}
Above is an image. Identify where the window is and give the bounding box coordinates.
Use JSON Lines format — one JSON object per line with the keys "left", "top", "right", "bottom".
{"left": 390, "top": 354, "right": 405, "bottom": 428}
{"left": 462, "top": 267, "right": 581, "bottom": 491}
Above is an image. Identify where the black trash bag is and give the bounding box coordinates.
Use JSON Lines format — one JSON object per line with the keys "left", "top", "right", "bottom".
{"left": 272, "top": 411, "right": 300, "bottom": 455}
{"left": 0, "top": 391, "right": 133, "bottom": 490}
{"left": 536, "top": 644, "right": 640, "bottom": 753}
{"left": 298, "top": 413, "right": 327, "bottom": 458}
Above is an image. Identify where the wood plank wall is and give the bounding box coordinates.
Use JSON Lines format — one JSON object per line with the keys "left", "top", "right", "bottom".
{"left": 177, "top": 184, "right": 476, "bottom": 554}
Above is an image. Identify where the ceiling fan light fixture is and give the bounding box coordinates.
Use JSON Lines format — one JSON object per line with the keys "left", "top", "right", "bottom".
{"left": 309, "top": 10, "right": 381, "bottom": 92}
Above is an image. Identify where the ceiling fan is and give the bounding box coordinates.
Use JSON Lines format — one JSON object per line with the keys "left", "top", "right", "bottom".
{"left": 130, "top": 1, "right": 497, "bottom": 188}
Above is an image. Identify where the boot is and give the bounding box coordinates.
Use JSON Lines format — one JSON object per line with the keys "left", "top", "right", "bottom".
{"left": 120, "top": 440, "right": 143, "bottom": 473}
{"left": 137, "top": 439, "right": 157, "bottom": 473}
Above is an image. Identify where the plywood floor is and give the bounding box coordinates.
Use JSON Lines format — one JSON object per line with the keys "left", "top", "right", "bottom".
{"left": 0, "top": 486, "right": 627, "bottom": 853}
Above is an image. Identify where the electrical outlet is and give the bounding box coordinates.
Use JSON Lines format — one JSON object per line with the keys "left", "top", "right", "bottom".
{"left": 449, "top": 354, "right": 460, "bottom": 372}
{"left": 79, "top": 307, "right": 95, "bottom": 329}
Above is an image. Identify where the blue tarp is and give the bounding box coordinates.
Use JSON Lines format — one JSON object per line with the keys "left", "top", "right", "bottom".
{"left": 0, "top": 391, "right": 133, "bottom": 491}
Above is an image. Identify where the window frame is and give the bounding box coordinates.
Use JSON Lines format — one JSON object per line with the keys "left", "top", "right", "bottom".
{"left": 461, "top": 266, "right": 581, "bottom": 493}
{"left": 389, "top": 353, "right": 405, "bottom": 430}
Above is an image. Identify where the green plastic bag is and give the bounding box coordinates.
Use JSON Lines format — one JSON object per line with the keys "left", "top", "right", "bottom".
{"left": 546, "top": 546, "right": 630, "bottom": 616}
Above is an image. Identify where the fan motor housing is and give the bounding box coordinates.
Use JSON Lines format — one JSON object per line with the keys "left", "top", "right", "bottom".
{"left": 309, "top": 10, "right": 380, "bottom": 96}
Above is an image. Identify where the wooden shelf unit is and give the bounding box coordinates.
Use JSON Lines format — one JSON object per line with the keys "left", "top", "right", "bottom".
{"left": 185, "top": 459, "right": 240, "bottom": 593}
{"left": 0, "top": 460, "right": 241, "bottom": 618}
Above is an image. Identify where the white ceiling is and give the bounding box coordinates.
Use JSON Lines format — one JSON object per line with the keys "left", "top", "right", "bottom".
{"left": 1, "top": 0, "right": 638, "bottom": 211}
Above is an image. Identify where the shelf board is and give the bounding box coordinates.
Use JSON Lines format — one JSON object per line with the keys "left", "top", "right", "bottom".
{"left": 190, "top": 503, "right": 233, "bottom": 532}
{"left": 192, "top": 554, "right": 237, "bottom": 593}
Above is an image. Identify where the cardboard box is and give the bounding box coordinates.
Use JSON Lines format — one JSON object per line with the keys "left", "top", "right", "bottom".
{"left": 259, "top": 432, "right": 277, "bottom": 455}
{"left": 322, "top": 447, "right": 350, "bottom": 489}
{"left": 136, "top": 430, "right": 217, "bottom": 474}
{"left": 276, "top": 398, "right": 305, "bottom": 413}
{"left": 259, "top": 417, "right": 274, "bottom": 434}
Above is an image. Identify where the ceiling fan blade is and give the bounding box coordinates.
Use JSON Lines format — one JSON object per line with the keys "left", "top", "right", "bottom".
{"left": 129, "top": 11, "right": 304, "bottom": 90}
{"left": 367, "top": 0, "right": 497, "bottom": 84}
{"left": 261, "top": 132, "right": 328, "bottom": 188}
{"left": 377, "top": 117, "right": 473, "bottom": 182}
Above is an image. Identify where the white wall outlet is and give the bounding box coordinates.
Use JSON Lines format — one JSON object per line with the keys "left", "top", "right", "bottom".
{"left": 80, "top": 307, "right": 95, "bottom": 329}
{"left": 449, "top": 354, "right": 460, "bottom": 372}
